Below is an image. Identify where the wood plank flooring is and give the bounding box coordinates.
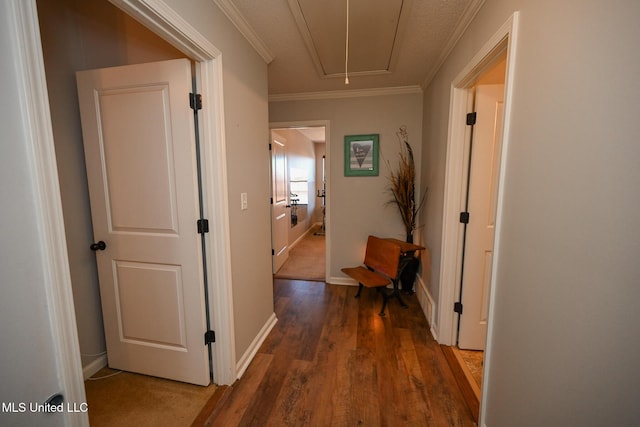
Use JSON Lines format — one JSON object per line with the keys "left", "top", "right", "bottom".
{"left": 201, "top": 279, "right": 476, "bottom": 426}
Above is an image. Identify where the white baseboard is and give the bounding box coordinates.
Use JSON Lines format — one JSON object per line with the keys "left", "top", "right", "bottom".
{"left": 415, "top": 276, "right": 438, "bottom": 341}
{"left": 327, "top": 276, "right": 357, "bottom": 286}
{"left": 235, "top": 312, "right": 278, "bottom": 380}
{"left": 82, "top": 354, "right": 108, "bottom": 380}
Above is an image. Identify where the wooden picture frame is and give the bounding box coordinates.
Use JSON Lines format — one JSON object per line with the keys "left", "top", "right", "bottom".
{"left": 344, "top": 134, "right": 379, "bottom": 176}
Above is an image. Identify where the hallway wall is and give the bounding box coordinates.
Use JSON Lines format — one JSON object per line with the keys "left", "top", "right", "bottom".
{"left": 269, "top": 91, "right": 423, "bottom": 281}
{"left": 421, "top": 0, "right": 640, "bottom": 425}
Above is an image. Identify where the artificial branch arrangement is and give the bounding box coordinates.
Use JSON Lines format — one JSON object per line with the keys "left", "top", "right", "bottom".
{"left": 386, "top": 126, "right": 427, "bottom": 243}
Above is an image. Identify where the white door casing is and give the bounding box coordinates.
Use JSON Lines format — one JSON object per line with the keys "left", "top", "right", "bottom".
{"left": 458, "top": 84, "right": 505, "bottom": 350}
{"left": 76, "top": 58, "right": 210, "bottom": 385}
{"left": 271, "top": 133, "right": 289, "bottom": 272}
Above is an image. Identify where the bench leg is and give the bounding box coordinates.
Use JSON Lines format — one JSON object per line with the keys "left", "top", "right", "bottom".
{"left": 354, "top": 283, "right": 364, "bottom": 298}
{"left": 378, "top": 286, "right": 408, "bottom": 316}
{"left": 379, "top": 291, "right": 389, "bottom": 317}
{"left": 395, "top": 291, "right": 408, "bottom": 308}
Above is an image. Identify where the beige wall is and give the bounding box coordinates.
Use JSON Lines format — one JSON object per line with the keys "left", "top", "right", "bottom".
{"left": 161, "top": 0, "right": 274, "bottom": 362}
{"left": 37, "top": 0, "right": 185, "bottom": 371}
{"left": 422, "top": 0, "right": 640, "bottom": 425}
{"left": 269, "top": 92, "right": 423, "bottom": 279}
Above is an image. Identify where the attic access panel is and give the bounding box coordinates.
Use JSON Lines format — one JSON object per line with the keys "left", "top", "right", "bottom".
{"left": 291, "top": 0, "right": 405, "bottom": 77}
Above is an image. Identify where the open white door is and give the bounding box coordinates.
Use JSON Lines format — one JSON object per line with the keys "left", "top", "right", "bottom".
{"left": 270, "top": 132, "right": 289, "bottom": 272}
{"left": 458, "top": 84, "right": 505, "bottom": 350}
{"left": 76, "top": 58, "right": 210, "bottom": 385}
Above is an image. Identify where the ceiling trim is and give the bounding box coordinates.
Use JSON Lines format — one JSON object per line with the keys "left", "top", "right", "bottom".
{"left": 288, "top": 0, "right": 411, "bottom": 79}
{"left": 213, "top": 0, "right": 275, "bottom": 64}
{"left": 286, "top": 0, "right": 325, "bottom": 76}
{"left": 269, "top": 85, "right": 422, "bottom": 102}
{"left": 322, "top": 69, "right": 391, "bottom": 80}
{"left": 421, "top": 0, "right": 486, "bottom": 89}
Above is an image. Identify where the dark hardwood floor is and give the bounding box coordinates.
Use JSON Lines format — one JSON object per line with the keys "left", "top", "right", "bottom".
{"left": 200, "top": 279, "right": 476, "bottom": 426}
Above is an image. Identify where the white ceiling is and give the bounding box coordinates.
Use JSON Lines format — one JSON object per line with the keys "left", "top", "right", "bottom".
{"left": 218, "top": 0, "right": 483, "bottom": 96}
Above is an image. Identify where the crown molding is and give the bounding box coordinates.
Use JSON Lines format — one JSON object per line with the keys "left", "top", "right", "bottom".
{"left": 421, "top": 0, "right": 486, "bottom": 89}
{"left": 269, "top": 85, "right": 423, "bottom": 102}
{"left": 213, "top": 0, "right": 275, "bottom": 64}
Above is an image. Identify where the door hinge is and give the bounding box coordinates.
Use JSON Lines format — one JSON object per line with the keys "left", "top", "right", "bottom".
{"left": 204, "top": 330, "right": 215, "bottom": 345}
{"left": 271, "top": 249, "right": 275, "bottom": 255}
{"left": 466, "top": 112, "right": 477, "bottom": 126}
{"left": 197, "top": 219, "right": 209, "bottom": 234}
{"left": 459, "top": 212, "right": 470, "bottom": 224}
{"left": 454, "top": 302, "right": 463, "bottom": 314}
{"left": 189, "top": 93, "right": 202, "bottom": 111}
{"left": 269, "top": 143, "right": 272, "bottom": 150}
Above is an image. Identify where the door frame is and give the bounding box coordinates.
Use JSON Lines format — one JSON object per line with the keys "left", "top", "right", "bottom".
{"left": 9, "top": 2, "right": 87, "bottom": 425}
{"left": 108, "top": 0, "right": 236, "bottom": 387}
{"left": 14, "top": 3, "right": 236, "bottom": 420}
{"left": 269, "top": 120, "right": 331, "bottom": 282}
{"left": 436, "top": 12, "right": 519, "bottom": 424}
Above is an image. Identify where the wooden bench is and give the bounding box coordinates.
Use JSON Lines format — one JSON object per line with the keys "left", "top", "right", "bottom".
{"left": 341, "top": 235, "right": 407, "bottom": 316}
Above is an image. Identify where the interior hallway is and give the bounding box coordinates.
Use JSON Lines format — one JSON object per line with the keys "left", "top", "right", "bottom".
{"left": 201, "top": 279, "right": 475, "bottom": 426}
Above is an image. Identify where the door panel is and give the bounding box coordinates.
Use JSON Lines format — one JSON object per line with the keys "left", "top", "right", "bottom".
{"left": 99, "top": 86, "right": 178, "bottom": 232}
{"left": 76, "top": 58, "right": 210, "bottom": 385}
{"left": 115, "top": 261, "right": 185, "bottom": 347}
{"left": 458, "top": 84, "right": 504, "bottom": 350}
{"left": 271, "top": 134, "right": 289, "bottom": 272}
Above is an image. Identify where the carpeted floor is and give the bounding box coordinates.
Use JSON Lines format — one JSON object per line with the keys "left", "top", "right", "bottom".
{"left": 85, "top": 368, "right": 217, "bottom": 427}
{"left": 273, "top": 225, "right": 325, "bottom": 281}
{"left": 458, "top": 349, "right": 484, "bottom": 387}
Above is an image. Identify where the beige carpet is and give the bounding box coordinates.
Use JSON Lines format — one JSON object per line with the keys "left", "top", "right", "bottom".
{"left": 85, "top": 368, "right": 217, "bottom": 427}
{"left": 458, "top": 349, "right": 484, "bottom": 387}
{"left": 274, "top": 225, "right": 325, "bottom": 281}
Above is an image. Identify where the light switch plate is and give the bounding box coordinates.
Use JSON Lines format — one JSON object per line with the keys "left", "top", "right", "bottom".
{"left": 241, "top": 192, "right": 248, "bottom": 210}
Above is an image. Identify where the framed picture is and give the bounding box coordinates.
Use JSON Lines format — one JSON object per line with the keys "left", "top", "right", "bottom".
{"left": 344, "top": 134, "right": 379, "bottom": 176}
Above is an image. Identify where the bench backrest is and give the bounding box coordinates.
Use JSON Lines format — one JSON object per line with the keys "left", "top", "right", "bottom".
{"left": 364, "top": 236, "right": 401, "bottom": 279}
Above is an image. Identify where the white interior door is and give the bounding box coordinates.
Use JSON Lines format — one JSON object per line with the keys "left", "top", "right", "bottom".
{"left": 271, "top": 133, "right": 289, "bottom": 272}
{"left": 458, "top": 84, "right": 505, "bottom": 350}
{"left": 76, "top": 58, "right": 210, "bottom": 385}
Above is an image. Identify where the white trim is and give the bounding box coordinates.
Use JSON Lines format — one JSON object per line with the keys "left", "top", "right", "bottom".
{"left": 198, "top": 55, "right": 237, "bottom": 386}
{"left": 82, "top": 355, "right": 108, "bottom": 380}
{"left": 11, "top": 1, "right": 88, "bottom": 425}
{"left": 270, "top": 120, "right": 332, "bottom": 283}
{"left": 437, "top": 84, "right": 472, "bottom": 346}
{"left": 235, "top": 313, "right": 278, "bottom": 379}
{"left": 435, "top": 12, "right": 519, "bottom": 427}
{"left": 285, "top": 0, "right": 324, "bottom": 79}
{"left": 421, "top": 0, "right": 486, "bottom": 88}
{"left": 479, "top": 13, "right": 520, "bottom": 427}
{"left": 213, "top": 0, "right": 275, "bottom": 64}
{"left": 110, "top": 0, "right": 220, "bottom": 58}
{"left": 415, "top": 276, "right": 438, "bottom": 340}
{"left": 269, "top": 85, "right": 423, "bottom": 103}
{"left": 328, "top": 277, "right": 358, "bottom": 287}
{"left": 437, "top": 14, "right": 519, "bottom": 345}
{"left": 110, "top": 0, "right": 236, "bottom": 385}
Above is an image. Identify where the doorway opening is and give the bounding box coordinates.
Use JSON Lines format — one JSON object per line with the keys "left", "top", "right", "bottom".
{"left": 437, "top": 13, "right": 519, "bottom": 424}
{"left": 270, "top": 123, "right": 329, "bottom": 283}
{"left": 33, "top": 0, "right": 236, "bottom": 422}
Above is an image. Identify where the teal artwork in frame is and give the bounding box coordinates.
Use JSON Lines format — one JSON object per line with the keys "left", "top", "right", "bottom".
{"left": 344, "top": 134, "right": 379, "bottom": 176}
